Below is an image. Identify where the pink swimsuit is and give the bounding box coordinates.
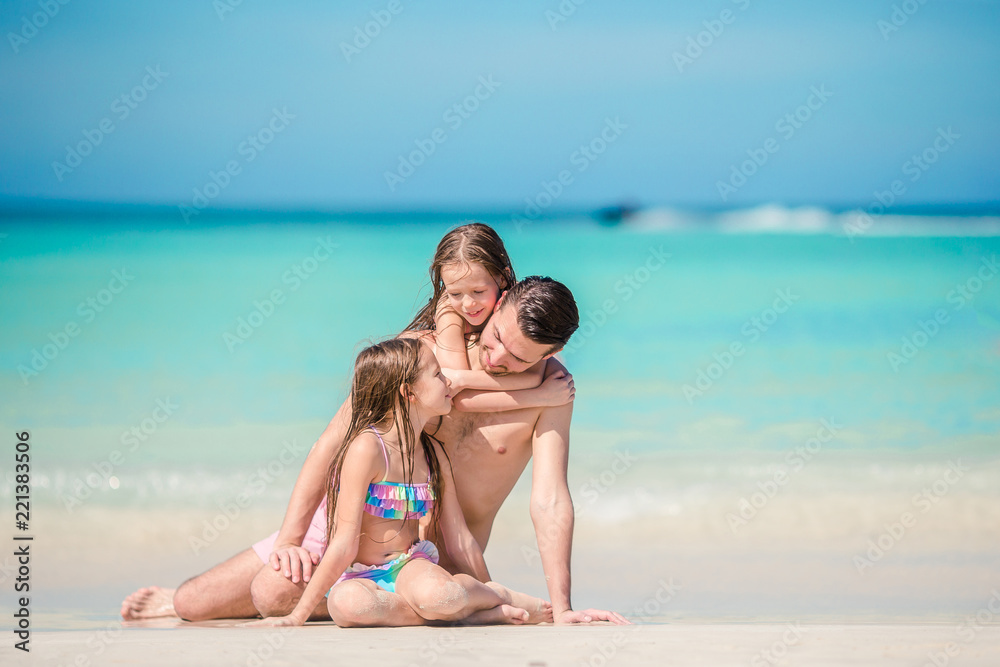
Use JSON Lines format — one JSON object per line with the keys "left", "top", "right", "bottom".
{"left": 253, "top": 427, "right": 439, "bottom": 593}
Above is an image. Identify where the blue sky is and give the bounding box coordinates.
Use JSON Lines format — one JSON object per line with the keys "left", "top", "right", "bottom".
{"left": 1, "top": 0, "right": 998, "bottom": 210}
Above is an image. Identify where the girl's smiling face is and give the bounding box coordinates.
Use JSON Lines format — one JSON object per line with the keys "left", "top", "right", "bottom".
{"left": 440, "top": 262, "right": 502, "bottom": 327}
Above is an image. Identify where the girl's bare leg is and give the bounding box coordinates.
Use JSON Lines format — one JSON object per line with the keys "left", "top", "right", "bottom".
{"left": 394, "top": 560, "right": 528, "bottom": 625}
{"left": 327, "top": 579, "right": 426, "bottom": 628}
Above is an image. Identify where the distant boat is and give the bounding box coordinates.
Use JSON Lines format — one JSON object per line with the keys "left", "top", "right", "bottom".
{"left": 594, "top": 201, "right": 640, "bottom": 225}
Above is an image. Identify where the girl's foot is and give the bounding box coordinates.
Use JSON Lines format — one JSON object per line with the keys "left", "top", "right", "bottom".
{"left": 498, "top": 604, "right": 530, "bottom": 624}
{"left": 485, "top": 582, "right": 553, "bottom": 624}
{"left": 463, "top": 603, "right": 529, "bottom": 625}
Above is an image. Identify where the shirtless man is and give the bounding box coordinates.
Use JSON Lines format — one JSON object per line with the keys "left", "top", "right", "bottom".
{"left": 122, "top": 276, "right": 627, "bottom": 625}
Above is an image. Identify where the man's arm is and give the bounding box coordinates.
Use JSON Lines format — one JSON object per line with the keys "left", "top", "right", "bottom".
{"left": 529, "top": 361, "right": 630, "bottom": 625}
{"left": 444, "top": 361, "right": 545, "bottom": 393}
{"left": 529, "top": 399, "right": 574, "bottom": 616}
{"left": 451, "top": 366, "right": 573, "bottom": 413}
{"left": 268, "top": 396, "right": 352, "bottom": 583}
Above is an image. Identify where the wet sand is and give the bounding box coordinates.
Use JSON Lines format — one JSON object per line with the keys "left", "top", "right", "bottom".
{"left": 10, "top": 622, "right": 1000, "bottom": 666}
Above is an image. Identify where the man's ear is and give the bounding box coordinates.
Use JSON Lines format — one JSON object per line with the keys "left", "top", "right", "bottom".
{"left": 495, "top": 290, "right": 508, "bottom": 308}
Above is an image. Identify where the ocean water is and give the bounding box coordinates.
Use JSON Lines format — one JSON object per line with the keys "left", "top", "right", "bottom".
{"left": 2, "top": 208, "right": 999, "bottom": 620}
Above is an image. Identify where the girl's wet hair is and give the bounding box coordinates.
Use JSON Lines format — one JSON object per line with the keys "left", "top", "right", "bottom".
{"left": 404, "top": 222, "right": 516, "bottom": 333}
{"left": 324, "top": 337, "right": 445, "bottom": 541}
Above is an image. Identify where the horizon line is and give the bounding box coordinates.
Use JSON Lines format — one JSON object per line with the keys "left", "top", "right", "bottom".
{"left": 2, "top": 197, "right": 1000, "bottom": 219}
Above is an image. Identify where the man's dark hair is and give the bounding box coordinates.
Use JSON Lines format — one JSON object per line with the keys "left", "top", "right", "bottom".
{"left": 500, "top": 276, "right": 579, "bottom": 350}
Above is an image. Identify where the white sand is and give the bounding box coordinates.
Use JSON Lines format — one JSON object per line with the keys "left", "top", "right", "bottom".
{"left": 8, "top": 623, "right": 1000, "bottom": 666}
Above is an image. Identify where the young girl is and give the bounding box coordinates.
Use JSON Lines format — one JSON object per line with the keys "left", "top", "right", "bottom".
{"left": 251, "top": 338, "right": 548, "bottom": 627}
{"left": 405, "top": 222, "right": 575, "bottom": 410}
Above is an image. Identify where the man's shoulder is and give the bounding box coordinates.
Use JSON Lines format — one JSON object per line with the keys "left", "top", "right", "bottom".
{"left": 544, "top": 355, "right": 569, "bottom": 375}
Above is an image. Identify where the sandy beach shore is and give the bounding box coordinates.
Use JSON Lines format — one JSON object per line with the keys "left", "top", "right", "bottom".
{"left": 8, "top": 622, "right": 999, "bottom": 666}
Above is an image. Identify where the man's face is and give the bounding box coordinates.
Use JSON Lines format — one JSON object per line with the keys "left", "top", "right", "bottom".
{"left": 477, "top": 298, "right": 556, "bottom": 375}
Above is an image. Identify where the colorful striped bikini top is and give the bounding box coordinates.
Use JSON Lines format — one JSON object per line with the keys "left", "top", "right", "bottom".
{"left": 363, "top": 426, "right": 435, "bottom": 520}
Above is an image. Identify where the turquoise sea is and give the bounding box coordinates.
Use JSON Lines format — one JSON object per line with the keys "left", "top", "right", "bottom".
{"left": 1, "top": 208, "right": 999, "bottom": 622}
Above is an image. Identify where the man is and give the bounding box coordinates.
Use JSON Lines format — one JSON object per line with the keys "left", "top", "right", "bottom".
{"left": 121, "top": 276, "right": 626, "bottom": 625}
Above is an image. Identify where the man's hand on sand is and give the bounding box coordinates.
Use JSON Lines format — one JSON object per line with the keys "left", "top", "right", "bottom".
{"left": 555, "top": 608, "right": 631, "bottom": 625}
{"left": 268, "top": 545, "right": 321, "bottom": 584}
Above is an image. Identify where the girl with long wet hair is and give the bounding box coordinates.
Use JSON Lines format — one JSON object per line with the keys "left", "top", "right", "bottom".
{"left": 251, "top": 338, "right": 549, "bottom": 627}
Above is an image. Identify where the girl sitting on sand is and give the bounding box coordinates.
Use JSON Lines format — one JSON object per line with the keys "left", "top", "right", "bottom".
{"left": 251, "top": 337, "right": 549, "bottom": 627}
{"left": 405, "top": 222, "right": 574, "bottom": 408}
